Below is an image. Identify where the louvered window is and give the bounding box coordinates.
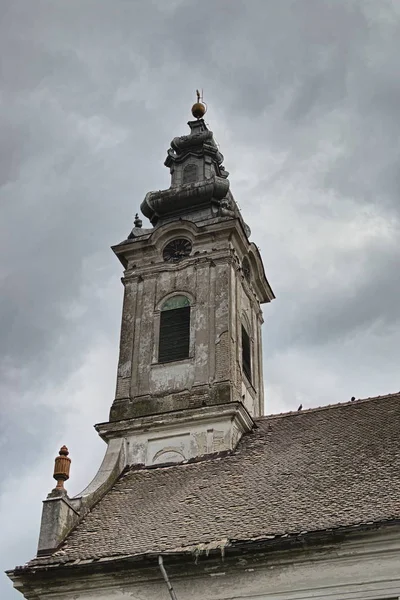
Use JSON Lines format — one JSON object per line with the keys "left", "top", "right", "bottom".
{"left": 158, "top": 296, "right": 191, "bottom": 363}
{"left": 242, "top": 325, "right": 251, "bottom": 382}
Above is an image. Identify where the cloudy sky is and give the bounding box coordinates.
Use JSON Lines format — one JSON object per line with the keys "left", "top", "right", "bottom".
{"left": 1, "top": 0, "right": 400, "bottom": 597}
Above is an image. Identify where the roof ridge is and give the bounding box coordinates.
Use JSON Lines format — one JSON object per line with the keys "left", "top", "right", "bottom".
{"left": 258, "top": 391, "right": 400, "bottom": 421}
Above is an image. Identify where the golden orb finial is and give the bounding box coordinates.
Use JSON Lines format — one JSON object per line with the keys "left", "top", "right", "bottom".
{"left": 191, "top": 89, "right": 206, "bottom": 119}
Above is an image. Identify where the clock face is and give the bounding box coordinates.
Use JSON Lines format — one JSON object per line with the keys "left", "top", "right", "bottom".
{"left": 163, "top": 238, "right": 192, "bottom": 262}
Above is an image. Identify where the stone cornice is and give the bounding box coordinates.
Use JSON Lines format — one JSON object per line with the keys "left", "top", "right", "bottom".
{"left": 140, "top": 176, "right": 230, "bottom": 224}
{"left": 120, "top": 250, "right": 238, "bottom": 283}
{"left": 8, "top": 522, "right": 400, "bottom": 597}
{"left": 95, "top": 401, "right": 254, "bottom": 442}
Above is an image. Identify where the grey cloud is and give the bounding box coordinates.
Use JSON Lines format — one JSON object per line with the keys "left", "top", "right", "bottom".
{"left": 269, "top": 245, "right": 400, "bottom": 351}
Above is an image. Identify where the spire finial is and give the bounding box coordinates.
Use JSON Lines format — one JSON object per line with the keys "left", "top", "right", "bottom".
{"left": 191, "top": 89, "right": 206, "bottom": 119}
{"left": 134, "top": 213, "right": 142, "bottom": 228}
{"left": 52, "top": 445, "right": 71, "bottom": 493}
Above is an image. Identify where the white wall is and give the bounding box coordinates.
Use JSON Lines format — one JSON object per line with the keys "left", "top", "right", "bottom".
{"left": 11, "top": 527, "right": 400, "bottom": 600}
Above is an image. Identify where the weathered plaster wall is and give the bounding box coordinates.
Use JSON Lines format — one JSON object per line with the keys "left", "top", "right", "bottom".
{"left": 12, "top": 529, "right": 400, "bottom": 600}
{"left": 111, "top": 220, "right": 268, "bottom": 422}
{"left": 95, "top": 402, "right": 252, "bottom": 467}
{"left": 127, "top": 412, "right": 241, "bottom": 465}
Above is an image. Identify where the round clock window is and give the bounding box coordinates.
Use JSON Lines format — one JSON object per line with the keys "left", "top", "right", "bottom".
{"left": 163, "top": 239, "right": 192, "bottom": 262}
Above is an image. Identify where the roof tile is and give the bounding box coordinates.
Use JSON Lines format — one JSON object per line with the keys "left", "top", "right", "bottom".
{"left": 30, "top": 394, "right": 400, "bottom": 566}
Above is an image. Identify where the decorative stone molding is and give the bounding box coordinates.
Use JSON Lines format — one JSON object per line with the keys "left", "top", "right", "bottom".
{"left": 140, "top": 176, "right": 230, "bottom": 224}
{"left": 96, "top": 402, "right": 254, "bottom": 466}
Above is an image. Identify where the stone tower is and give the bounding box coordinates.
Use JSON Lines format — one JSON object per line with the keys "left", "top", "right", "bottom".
{"left": 99, "top": 102, "right": 274, "bottom": 466}
{"left": 29, "top": 102, "right": 275, "bottom": 558}
{"left": 8, "top": 102, "right": 400, "bottom": 600}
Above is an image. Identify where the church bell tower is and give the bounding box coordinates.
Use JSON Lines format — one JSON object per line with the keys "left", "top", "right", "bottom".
{"left": 98, "top": 96, "right": 274, "bottom": 466}
{"left": 11, "top": 96, "right": 275, "bottom": 560}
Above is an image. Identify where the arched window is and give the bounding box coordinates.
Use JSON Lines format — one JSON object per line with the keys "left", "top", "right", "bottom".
{"left": 158, "top": 295, "right": 191, "bottom": 363}
{"left": 241, "top": 324, "right": 251, "bottom": 382}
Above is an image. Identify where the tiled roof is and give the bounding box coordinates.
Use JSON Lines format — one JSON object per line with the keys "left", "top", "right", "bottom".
{"left": 31, "top": 393, "right": 400, "bottom": 566}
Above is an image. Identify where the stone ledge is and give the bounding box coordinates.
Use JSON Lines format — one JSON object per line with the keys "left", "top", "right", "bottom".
{"left": 110, "top": 381, "right": 235, "bottom": 421}
{"left": 97, "top": 402, "right": 254, "bottom": 466}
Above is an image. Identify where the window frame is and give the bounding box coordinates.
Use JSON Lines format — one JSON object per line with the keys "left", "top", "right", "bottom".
{"left": 153, "top": 293, "right": 195, "bottom": 365}
{"left": 241, "top": 324, "right": 252, "bottom": 383}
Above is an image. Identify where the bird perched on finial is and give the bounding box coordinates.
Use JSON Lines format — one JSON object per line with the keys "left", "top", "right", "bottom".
{"left": 134, "top": 213, "right": 142, "bottom": 228}
{"left": 297, "top": 404, "right": 303, "bottom": 411}
{"left": 191, "top": 89, "right": 207, "bottom": 119}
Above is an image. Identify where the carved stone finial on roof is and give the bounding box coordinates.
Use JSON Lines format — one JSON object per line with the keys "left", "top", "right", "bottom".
{"left": 134, "top": 213, "right": 142, "bottom": 228}
{"left": 191, "top": 89, "right": 206, "bottom": 119}
{"left": 52, "top": 445, "right": 71, "bottom": 493}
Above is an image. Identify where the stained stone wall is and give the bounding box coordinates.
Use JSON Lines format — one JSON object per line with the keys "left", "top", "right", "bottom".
{"left": 110, "top": 217, "right": 268, "bottom": 422}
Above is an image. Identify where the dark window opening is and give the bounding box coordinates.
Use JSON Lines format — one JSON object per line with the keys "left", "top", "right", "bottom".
{"left": 158, "top": 296, "right": 190, "bottom": 363}
{"left": 242, "top": 256, "right": 251, "bottom": 282}
{"left": 242, "top": 325, "right": 251, "bottom": 382}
